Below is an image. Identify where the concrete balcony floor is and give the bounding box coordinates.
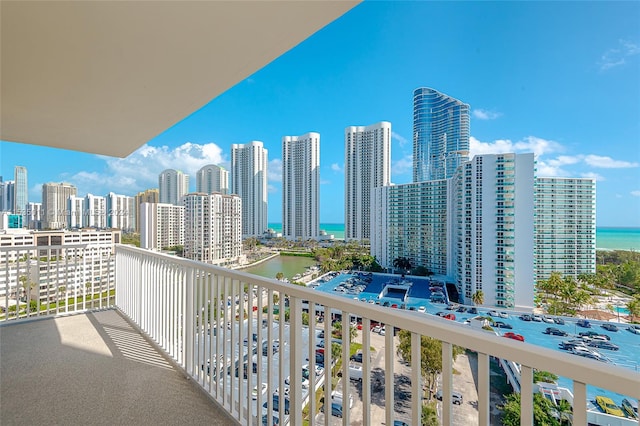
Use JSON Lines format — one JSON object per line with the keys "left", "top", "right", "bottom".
{"left": 0, "top": 309, "right": 235, "bottom": 426}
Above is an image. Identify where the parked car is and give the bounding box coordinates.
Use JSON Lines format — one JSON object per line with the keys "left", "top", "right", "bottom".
{"left": 468, "top": 307, "right": 478, "bottom": 314}
{"left": 519, "top": 314, "right": 532, "bottom": 321}
{"left": 579, "top": 331, "right": 610, "bottom": 340}
{"left": 331, "top": 390, "right": 354, "bottom": 409}
{"left": 435, "top": 389, "right": 463, "bottom": 405}
{"left": 493, "top": 321, "right": 513, "bottom": 329}
{"left": 487, "top": 310, "right": 498, "bottom": 316}
{"left": 503, "top": 332, "right": 525, "bottom": 342}
{"left": 628, "top": 325, "right": 640, "bottom": 335}
{"left": 601, "top": 323, "right": 618, "bottom": 332}
{"left": 553, "top": 317, "right": 565, "bottom": 325}
{"left": 544, "top": 327, "right": 567, "bottom": 336}
{"left": 577, "top": 319, "right": 591, "bottom": 328}
{"left": 595, "top": 395, "right": 624, "bottom": 417}
{"left": 587, "top": 340, "right": 619, "bottom": 351}
{"left": 456, "top": 306, "right": 467, "bottom": 313}
{"left": 264, "top": 394, "right": 290, "bottom": 414}
{"left": 621, "top": 398, "right": 638, "bottom": 419}
{"left": 497, "top": 311, "right": 509, "bottom": 319}
{"left": 350, "top": 352, "right": 363, "bottom": 363}
{"left": 321, "top": 402, "right": 343, "bottom": 418}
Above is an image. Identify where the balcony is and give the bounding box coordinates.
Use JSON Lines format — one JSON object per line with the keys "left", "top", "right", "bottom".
{"left": 2, "top": 245, "right": 639, "bottom": 425}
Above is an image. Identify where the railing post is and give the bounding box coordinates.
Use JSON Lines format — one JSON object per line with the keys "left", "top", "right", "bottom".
{"left": 477, "top": 352, "right": 490, "bottom": 426}
{"left": 384, "top": 324, "right": 394, "bottom": 426}
{"left": 442, "top": 341, "right": 453, "bottom": 426}
{"left": 185, "top": 267, "right": 194, "bottom": 375}
{"left": 411, "top": 331, "right": 421, "bottom": 426}
{"left": 290, "top": 296, "right": 303, "bottom": 426}
{"left": 520, "top": 365, "right": 533, "bottom": 426}
{"left": 362, "top": 318, "right": 371, "bottom": 426}
{"left": 572, "top": 381, "right": 587, "bottom": 426}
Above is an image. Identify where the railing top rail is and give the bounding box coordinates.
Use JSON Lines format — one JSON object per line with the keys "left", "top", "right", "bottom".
{"left": 115, "top": 244, "right": 640, "bottom": 399}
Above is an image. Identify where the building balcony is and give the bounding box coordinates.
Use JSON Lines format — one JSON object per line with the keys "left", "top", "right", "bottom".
{"left": 1, "top": 245, "right": 639, "bottom": 426}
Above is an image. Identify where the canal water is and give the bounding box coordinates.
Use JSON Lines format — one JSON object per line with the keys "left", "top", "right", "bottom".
{"left": 242, "top": 255, "right": 317, "bottom": 280}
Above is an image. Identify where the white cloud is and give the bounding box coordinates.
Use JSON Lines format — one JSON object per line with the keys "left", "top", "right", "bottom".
{"left": 331, "top": 163, "right": 343, "bottom": 173}
{"left": 584, "top": 155, "right": 639, "bottom": 168}
{"left": 392, "top": 131, "right": 409, "bottom": 147}
{"left": 392, "top": 154, "right": 413, "bottom": 176}
{"left": 469, "top": 136, "right": 563, "bottom": 158}
{"left": 268, "top": 159, "right": 282, "bottom": 183}
{"left": 73, "top": 142, "right": 227, "bottom": 195}
{"left": 631, "top": 190, "right": 640, "bottom": 197}
{"left": 580, "top": 172, "right": 605, "bottom": 182}
{"left": 599, "top": 39, "right": 640, "bottom": 71}
{"left": 472, "top": 109, "right": 502, "bottom": 120}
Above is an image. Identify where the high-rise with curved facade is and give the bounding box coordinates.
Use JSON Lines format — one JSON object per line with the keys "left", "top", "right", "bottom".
{"left": 196, "top": 164, "right": 229, "bottom": 195}
{"left": 413, "top": 87, "right": 470, "bottom": 182}
{"left": 158, "top": 169, "right": 189, "bottom": 205}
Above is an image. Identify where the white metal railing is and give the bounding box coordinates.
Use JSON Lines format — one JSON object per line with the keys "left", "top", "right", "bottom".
{"left": 115, "top": 245, "right": 640, "bottom": 426}
{"left": 0, "top": 245, "right": 115, "bottom": 322}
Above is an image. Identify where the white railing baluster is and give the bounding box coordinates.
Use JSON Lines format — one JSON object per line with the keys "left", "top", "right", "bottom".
{"left": 411, "top": 331, "right": 421, "bottom": 426}
{"left": 290, "top": 296, "right": 303, "bottom": 426}
{"left": 442, "top": 341, "right": 453, "bottom": 426}
{"left": 477, "top": 352, "right": 490, "bottom": 426}
{"left": 384, "top": 324, "right": 394, "bottom": 426}
{"left": 341, "top": 310, "right": 350, "bottom": 426}
{"left": 362, "top": 317, "right": 371, "bottom": 426}
{"left": 323, "top": 308, "right": 331, "bottom": 426}
{"left": 573, "top": 380, "right": 587, "bottom": 426}
{"left": 520, "top": 365, "right": 534, "bottom": 426}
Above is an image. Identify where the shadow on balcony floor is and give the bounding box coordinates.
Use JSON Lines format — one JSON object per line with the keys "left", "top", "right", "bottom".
{"left": 0, "top": 309, "right": 235, "bottom": 426}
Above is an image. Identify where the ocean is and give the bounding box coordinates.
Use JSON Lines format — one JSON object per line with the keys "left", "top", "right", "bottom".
{"left": 267, "top": 224, "right": 640, "bottom": 251}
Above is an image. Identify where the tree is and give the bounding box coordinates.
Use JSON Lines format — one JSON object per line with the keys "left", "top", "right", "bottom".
{"left": 421, "top": 402, "right": 439, "bottom": 426}
{"left": 393, "top": 257, "right": 412, "bottom": 275}
{"left": 302, "top": 312, "right": 309, "bottom": 326}
{"left": 472, "top": 290, "right": 484, "bottom": 306}
{"left": 627, "top": 297, "right": 640, "bottom": 322}
{"left": 500, "top": 392, "right": 560, "bottom": 426}
{"left": 396, "top": 330, "right": 463, "bottom": 399}
{"left": 275, "top": 272, "right": 285, "bottom": 281}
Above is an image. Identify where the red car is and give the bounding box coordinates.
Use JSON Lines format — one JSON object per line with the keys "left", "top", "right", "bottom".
{"left": 443, "top": 313, "right": 456, "bottom": 321}
{"left": 503, "top": 332, "right": 525, "bottom": 342}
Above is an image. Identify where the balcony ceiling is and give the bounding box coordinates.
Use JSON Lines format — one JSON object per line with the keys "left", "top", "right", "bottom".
{"left": 1, "top": 1, "right": 359, "bottom": 157}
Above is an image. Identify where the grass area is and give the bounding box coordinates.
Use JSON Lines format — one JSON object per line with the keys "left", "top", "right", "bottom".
{"left": 0, "top": 289, "right": 115, "bottom": 321}
{"left": 279, "top": 251, "right": 314, "bottom": 258}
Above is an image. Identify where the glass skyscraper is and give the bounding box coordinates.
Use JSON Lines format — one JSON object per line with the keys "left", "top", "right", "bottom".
{"left": 413, "top": 88, "right": 470, "bottom": 182}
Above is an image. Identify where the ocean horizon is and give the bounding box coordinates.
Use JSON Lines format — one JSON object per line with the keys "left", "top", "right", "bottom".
{"left": 267, "top": 223, "right": 640, "bottom": 251}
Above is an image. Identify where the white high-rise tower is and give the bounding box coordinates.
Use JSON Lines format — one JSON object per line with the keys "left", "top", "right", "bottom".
{"left": 231, "top": 141, "right": 268, "bottom": 237}
{"left": 282, "top": 132, "right": 319, "bottom": 240}
{"left": 42, "top": 182, "right": 77, "bottom": 229}
{"left": 196, "top": 164, "right": 229, "bottom": 195}
{"left": 158, "top": 169, "right": 189, "bottom": 205}
{"left": 344, "top": 122, "right": 391, "bottom": 241}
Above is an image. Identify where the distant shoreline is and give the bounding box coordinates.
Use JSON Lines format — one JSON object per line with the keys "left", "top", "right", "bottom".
{"left": 266, "top": 224, "right": 640, "bottom": 251}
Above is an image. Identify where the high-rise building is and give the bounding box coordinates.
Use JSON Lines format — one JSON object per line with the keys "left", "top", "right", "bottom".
{"left": 231, "top": 141, "right": 268, "bottom": 237}
{"left": 42, "top": 182, "right": 77, "bottom": 229}
{"left": 106, "top": 192, "right": 135, "bottom": 232}
{"left": 344, "top": 122, "right": 391, "bottom": 241}
{"left": 1, "top": 180, "right": 15, "bottom": 213}
{"left": 84, "top": 194, "right": 107, "bottom": 228}
{"left": 67, "top": 195, "right": 84, "bottom": 228}
{"left": 182, "top": 193, "right": 242, "bottom": 265}
{"left": 196, "top": 164, "right": 229, "bottom": 195}
{"left": 413, "top": 87, "right": 470, "bottom": 182}
{"left": 451, "top": 153, "right": 536, "bottom": 309}
{"left": 158, "top": 169, "right": 189, "bottom": 205}
{"left": 282, "top": 132, "right": 320, "bottom": 240}
{"left": 535, "top": 177, "right": 596, "bottom": 282}
{"left": 371, "top": 179, "right": 449, "bottom": 275}
{"left": 13, "top": 166, "right": 28, "bottom": 216}
{"left": 140, "top": 202, "right": 184, "bottom": 251}
{"left": 26, "top": 202, "right": 42, "bottom": 229}
{"left": 134, "top": 189, "right": 159, "bottom": 233}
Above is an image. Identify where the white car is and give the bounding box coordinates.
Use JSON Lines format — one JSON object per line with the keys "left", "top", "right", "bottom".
{"left": 331, "top": 391, "right": 354, "bottom": 408}
{"left": 379, "top": 328, "right": 386, "bottom": 336}
{"left": 302, "top": 363, "right": 323, "bottom": 377}
{"left": 435, "top": 389, "right": 463, "bottom": 405}
{"left": 372, "top": 325, "right": 382, "bottom": 333}
{"left": 252, "top": 382, "right": 268, "bottom": 399}
{"left": 285, "top": 375, "right": 309, "bottom": 391}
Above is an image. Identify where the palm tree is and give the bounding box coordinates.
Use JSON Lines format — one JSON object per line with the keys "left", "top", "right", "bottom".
{"left": 275, "top": 272, "right": 284, "bottom": 281}
{"left": 421, "top": 402, "right": 439, "bottom": 426}
{"left": 472, "top": 290, "right": 484, "bottom": 306}
{"left": 393, "top": 257, "right": 412, "bottom": 275}
{"left": 627, "top": 297, "right": 640, "bottom": 322}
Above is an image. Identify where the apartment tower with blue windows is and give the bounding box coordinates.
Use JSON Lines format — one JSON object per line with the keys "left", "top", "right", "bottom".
{"left": 413, "top": 87, "right": 470, "bottom": 182}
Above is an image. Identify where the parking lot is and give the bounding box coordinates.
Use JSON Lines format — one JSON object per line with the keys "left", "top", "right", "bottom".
{"left": 314, "top": 327, "right": 480, "bottom": 425}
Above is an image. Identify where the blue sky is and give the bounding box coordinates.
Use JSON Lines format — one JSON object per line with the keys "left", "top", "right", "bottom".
{"left": 2, "top": 1, "right": 639, "bottom": 226}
